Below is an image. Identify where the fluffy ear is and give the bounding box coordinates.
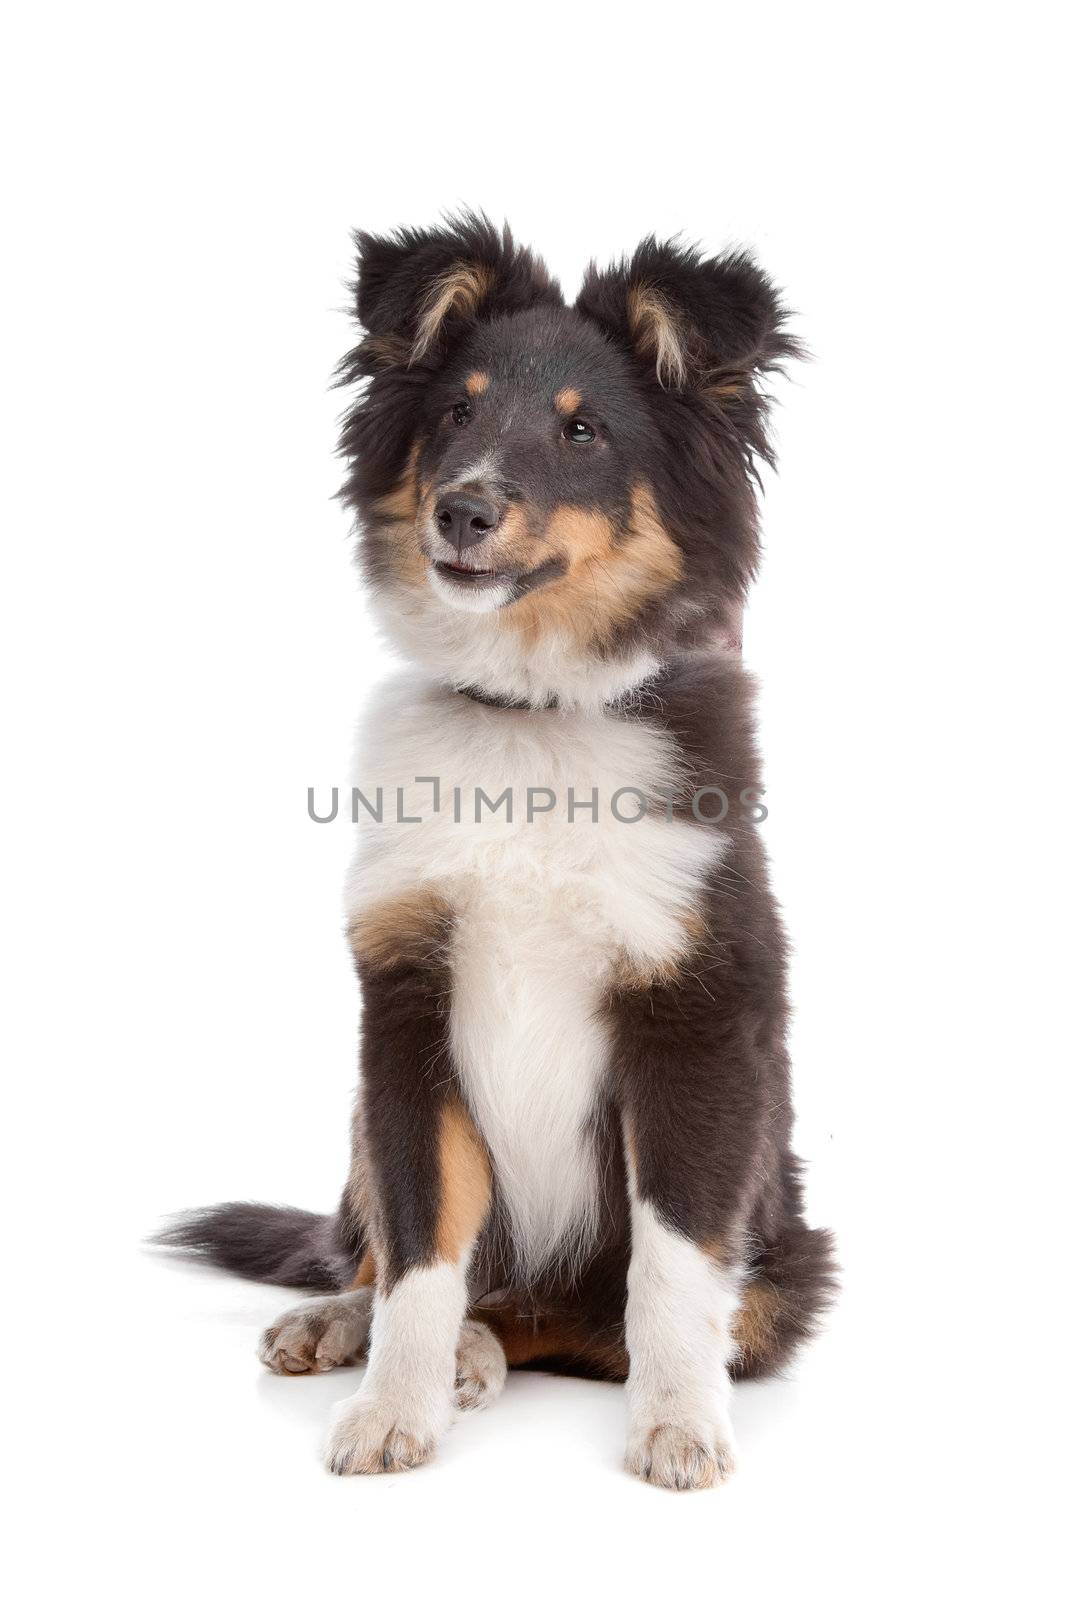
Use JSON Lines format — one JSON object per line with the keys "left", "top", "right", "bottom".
{"left": 575, "top": 238, "right": 801, "bottom": 390}
{"left": 350, "top": 212, "right": 562, "bottom": 367}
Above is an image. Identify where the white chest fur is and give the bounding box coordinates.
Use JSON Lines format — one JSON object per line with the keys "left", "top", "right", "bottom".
{"left": 345, "top": 677, "right": 726, "bottom": 1275}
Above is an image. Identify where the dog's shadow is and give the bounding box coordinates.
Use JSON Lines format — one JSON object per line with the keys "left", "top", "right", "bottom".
{"left": 148, "top": 1246, "right": 804, "bottom": 1468}
{"left": 252, "top": 1345, "right": 802, "bottom": 1466}
{"left": 255, "top": 1360, "right": 365, "bottom": 1431}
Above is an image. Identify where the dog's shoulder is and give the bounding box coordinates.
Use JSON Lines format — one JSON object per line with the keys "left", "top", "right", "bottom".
{"left": 624, "top": 653, "right": 763, "bottom": 814}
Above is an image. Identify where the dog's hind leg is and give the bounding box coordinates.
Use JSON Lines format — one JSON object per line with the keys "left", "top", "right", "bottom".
{"left": 473, "top": 1303, "right": 629, "bottom": 1381}
{"left": 454, "top": 1319, "right": 507, "bottom": 1410}
{"left": 258, "top": 1280, "right": 505, "bottom": 1409}
{"left": 259, "top": 1286, "right": 374, "bottom": 1374}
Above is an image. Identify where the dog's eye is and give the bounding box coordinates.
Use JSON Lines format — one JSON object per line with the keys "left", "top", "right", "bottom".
{"left": 562, "top": 418, "right": 596, "bottom": 444}
{"left": 451, "top": 401, "right": 473, "bottom": 426}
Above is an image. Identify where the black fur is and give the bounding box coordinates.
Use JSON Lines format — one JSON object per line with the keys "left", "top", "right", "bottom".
{"left": 335, "top": 212, "right": 562, "bottom": 512}
{"left": 156, "top": 1202, "right": 353, "bottom": 1291}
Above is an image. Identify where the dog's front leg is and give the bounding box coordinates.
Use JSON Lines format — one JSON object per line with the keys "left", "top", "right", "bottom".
{"left": 622, "top": 1162, "right": 741, "bottom": 1491}
{"left": 615, "top": 980, "right": 765, "bottom": 1491}
{"left": 325, "top": 1245, "right": 476, "bottom": 1475}
{"left": 326, "top": 892, "right": 491, "bottom": 1475}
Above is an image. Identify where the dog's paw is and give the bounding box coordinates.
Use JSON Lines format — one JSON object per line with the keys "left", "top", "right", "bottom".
{"left": 625, "top": 1419, "right": 737, "bottom": 1492}
{"left": 454, "top": 1320, "right": 506, "bottom": 1412}
{"left": 258, "top": 1289, "right": 372, "bottom": 1375}
{"left": 325, "top": 1394, "right": 443, "bottom": 1476}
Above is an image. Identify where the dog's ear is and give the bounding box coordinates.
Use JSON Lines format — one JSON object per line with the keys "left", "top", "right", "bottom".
{"left": 351, "top": 213, "right": 562, "bottom": 367}
{"left": 575, "top": 238, "right": 801, "bottom": 390}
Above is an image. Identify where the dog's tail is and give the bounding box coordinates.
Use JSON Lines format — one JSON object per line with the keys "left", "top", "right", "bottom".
{"left": 153, "top": 1202, "right": 359, "bottom": 1292}
{"left": 732, "top": 1223, "right": 838, "bottom": 1379}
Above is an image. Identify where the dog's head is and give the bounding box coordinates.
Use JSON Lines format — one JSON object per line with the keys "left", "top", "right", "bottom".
{"left": 338, "top": 214, "right": 799, "bottom": 706}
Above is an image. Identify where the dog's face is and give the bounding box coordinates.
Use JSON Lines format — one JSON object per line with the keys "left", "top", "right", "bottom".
{"left": 413, "top": 308, "right": 674, "bottom": 623}
{"left": 338, "top": 217, "right": 798, "bottom": 703}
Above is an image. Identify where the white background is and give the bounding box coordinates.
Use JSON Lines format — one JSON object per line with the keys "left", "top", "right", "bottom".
{"left": 3, "top": 4, "right": 1063, "bottom": 1596}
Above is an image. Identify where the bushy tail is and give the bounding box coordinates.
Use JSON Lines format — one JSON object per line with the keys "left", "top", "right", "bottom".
{"left": 732, "top": 1224, "right": 838, "bottom": 1379}
{"left": 154, "top": 1202, "right": 357, "bottom": 1292}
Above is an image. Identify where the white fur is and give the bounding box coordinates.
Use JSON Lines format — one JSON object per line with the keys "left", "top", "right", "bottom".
{"left": 426, "top": 565, "right": 514, "bottom": 614}
{"left": 624, "top": 1193, "right": 740, "bottom": 1489}
{"left": 440, "top": 449, "right": 503, "bottom": 493}
{"left": 375, "top": 585, "right": 662, "bottom": 711}
{"left": 346, "top": 677, "right": 726, "bottom": 1279}
{"left": 325, "top": 1256, "right": 468, "bottom": 1474}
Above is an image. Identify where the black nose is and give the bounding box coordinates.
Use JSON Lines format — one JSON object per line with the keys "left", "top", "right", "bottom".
{"left": 434, "top": 491, "right": 499, "bottom": 553}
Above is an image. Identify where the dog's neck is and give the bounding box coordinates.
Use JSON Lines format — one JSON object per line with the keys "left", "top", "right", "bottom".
{"left": 378, "top": 588, "right": 743, "bottom": 715}
{"left": 450, "top": 608, "right": 743, "bottom": 713}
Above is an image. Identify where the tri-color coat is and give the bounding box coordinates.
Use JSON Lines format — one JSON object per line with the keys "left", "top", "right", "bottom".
{"left": 162, "top": 214, "right": 835, "bottom": 1491}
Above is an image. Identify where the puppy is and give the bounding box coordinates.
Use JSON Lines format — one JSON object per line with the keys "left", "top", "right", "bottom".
{"left": 162, "top": 215, "right": 835, "bottom": 1490}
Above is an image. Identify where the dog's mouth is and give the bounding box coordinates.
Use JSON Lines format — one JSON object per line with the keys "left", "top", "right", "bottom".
{"left": 432, "top": 559, "right": 508, "bottom": 588}
{"left": 426, "top": 550, "right": 568, "bottom": 614}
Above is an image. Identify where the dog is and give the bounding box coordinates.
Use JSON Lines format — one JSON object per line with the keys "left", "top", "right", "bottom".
{"left": 161, "top": 214, "right": 836, "bottom": 1490}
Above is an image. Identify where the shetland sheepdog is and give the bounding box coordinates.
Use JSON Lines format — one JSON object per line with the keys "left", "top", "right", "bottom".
{"left": 161, "top": 214, "right": 835, "bottom": 1490}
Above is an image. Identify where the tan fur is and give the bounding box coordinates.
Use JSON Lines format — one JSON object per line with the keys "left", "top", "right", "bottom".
{"left": 502, "top": 480, "right": 682, "bottom": 645}
{"left": 499, "top": 506, "right": 612, "bottom": 644}
{"left": 554, "top": 386, "right": 582, "bottom": 414}
{"left": 350, "top": 1250, "right": 376, "bottom": 1289}
{"left": 363, "top": 332, "right": 412, "bottom": 370}
{"left": 491, "top": 501, "right": 532, "bottom": 555}
{"left": 545, "top": 505, "right": 616, "bottom": 566}
{"left": 347, "top": 887, "right": 451, "bottom": 970}
{"left": 436, "top": 1102, "right": 492, "bottom": 1262}
{"left": 465, "top": 370, "right": 490, "bottom": 396}
{"left": 371, "top": 444, "right": 428, "bottom": 586}
{"left": 622, "top": 481, "right": 684, "bottom": 594}
{"left": 733, "top": 1277, "right": 780, "bottom": 1368}
{"left": 627, "top": 284, "right": 688, "bottom": 387}
{"left": 702, "top": 1237, "right": 733, "bottom": 1268}
{"left": 342, "top": 1105, "right": 378, "bottom": 1283}
{"left": 473, "top": 1304, "right": 629, "bottom": 1380}
{"left": 615, "top": 907, "right": 704, "bottom": 990}
{"left": 372, "top": 474, "right": 420, "bottom": 524}
{"left": 411, "top": 263, "right": 494, "bottom": 363}
{"left": 372, "top": 442, "right": 424, "bottom": 522}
